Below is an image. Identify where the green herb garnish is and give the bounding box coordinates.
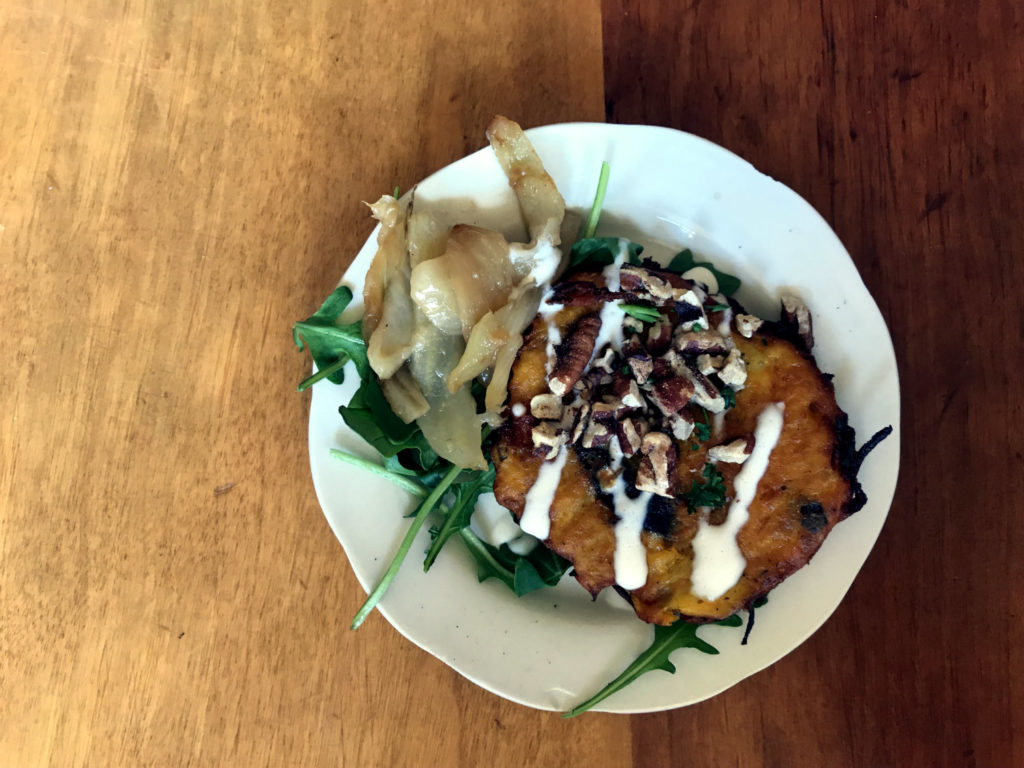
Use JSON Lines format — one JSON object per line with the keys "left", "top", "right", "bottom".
{"left": 721, "top": 385, "right": 737, "bottom": 410}
{"left": 693, "top": 422, "right": 712, "bottom": 443}
{"left": 682, "top": 463, "right": 727, "bottom": 514}
{"left": 667, "top": 249, "right": 741, "bottom": 296}
{"left": 564, "top": 614, "right": 744, "bottom": 717}
{"left": 707, "top": 303, "right": 731, "bottom": 312}
{"left": 619, "top": 303, "right": 662, "bottom": 323}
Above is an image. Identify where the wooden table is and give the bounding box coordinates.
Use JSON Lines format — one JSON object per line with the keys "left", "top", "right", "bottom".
{"left": 3, "top": 1, "right": 1020, "bottom": 765}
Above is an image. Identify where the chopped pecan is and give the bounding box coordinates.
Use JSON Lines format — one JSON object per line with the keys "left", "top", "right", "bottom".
{"left": 684, "top": 366, "right": 726, "bottom": 413}
{"left": 614, "top": 417, "right": 638, "bottom": 460}
{"left": 530, "top": 393, "right": 564, "bottom": 420}
{"left": 646, "top": 317, "right": 674, "bottom": 355}
{"left": 735, "top": 313, "right": 763, "bottom": 338}
{"left": 548, "top": 280, "right": 632, "bottom": 306}
{"left": 549, "top": 313, "right": 602, "bottom": 396}
{"left": 674, "top": 329, "right": 728, "bottom": 357}
{"left": 696, "top": 353, "right": 725, "bottom": 375}
{"left": 592, "top": 347, "right": 616, "bottom": 373}
{"left": 620, "top": 265, "right": 675, "bottom": 301}
{"left": 717, "top": 348, "right": 747, "bottom": 388}
{"left": 627, "top": 354, "right": 654, "bottom": 385}
{"left": 780, "top": 296, "right": 814, "bottom": 350}
{"left": 531, "top": 422, "right": 566, "bottom": 459}
{"left": 649, "top": 376, "right": 695, "bottom": 415}
{"left": 708, "top": 438, "right": 753, "bottom": 464}
{"left": 581, "top": 420, "right": 611, "bottom": 448}
{"left": 667, "top": 411, "right": 695, "bottom": 440}
{"left": 612, "top": 374, "right": 644, "bottom": 409}
{"left": 636, "top": 432, "right": 677, "bottom": 497}
{"left": 568, "top": 401, "right": 591, "bottom": 443}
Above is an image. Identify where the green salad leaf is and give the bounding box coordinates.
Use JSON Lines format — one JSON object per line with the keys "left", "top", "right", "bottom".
{"left": 458, "top": 528, "right": 571, "bottom": 596}
{"left": 563, "top": 614, "right": 745, "bottom": 717}
{"left": 293, "top": 286, "right": 365, "bottom": 388}
{"left": 570, "top": 237, "right": 644, "bottom": 271}
{"left": 424, "top": 465, "right": 495, "bottom": 569}
{"left": 667, "top": 249, "right": 741, "bottom": 296}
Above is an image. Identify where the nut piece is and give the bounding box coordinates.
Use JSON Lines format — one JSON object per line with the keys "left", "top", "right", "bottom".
{"left": 708, "top": 438, "right": 754, "bottom": 464}
{"left": 635, "top": 432, "right": 677, "bottom": 497}
{"left": 646, "top": 317, "right": 674, "bottom": 355}
{"left": 696, "top": 353, "right": 725, "bottom": 375}
{"left": 592, "top": 347, "right": 616, "bottom": 373}
{"left": 735, "top": 313, "right": 763, "bottom": 338}
{"left": 530, "top": 393, "right": 564, "bottom": 420}
{"left": 675, "top": 330, "right": 728, "bottom": 357}
{"left": 667, "top": 411, "right": 695, "bottom": 440}
{"left": 649, "top": 377, "right": 695, "bottom": 415}
{"left": 621, "top": 265, "right": 675, "bottom": 301}
{"left": 549, "top": 313, "right": 602, "bottom": 396}
{"left": 620, "top": 379, "right": 644, "bottom": 409}
{"left": 627, "top": 354, "right": 654, "bottom": 385}
{"left": 684, "top": 366, "right": 726, "bottom": 413}
{"left": 531, "top": 422, "right": 566, "bottom": 459}
{"left": 780, "top": 296, "right": 814, "bottom": 350}
{"left": 717, "top": 348, "right": 747, "bottom": 389}
{"left": 618, "top": 417, "right": 646, "bottom": 457}
{"left": 581, "top": 420, "right": 611, "bottom": 449}
{"left": 568, "top": 401, "right": 591, "bottom": 443}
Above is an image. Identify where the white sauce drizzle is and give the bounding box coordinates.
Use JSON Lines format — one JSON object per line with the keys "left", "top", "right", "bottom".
{"left": 690, "top": 402, "right": 786, "bottom": 601}
{"left": 538, "top": 288, "right": 563, "bottom": 376}
{"left": 611, "top": 476, "right": 653, "bottom": 590}
{"left": 511, "top": 403, "right": 526, "bottom": 418}
{"left": 513, "top": 237, "right": 562, "bottom": 287}
{"left": 519, "top": 444, "right": 569, "bottom": 540}
{"left": 590, "top": 239, "right": 631, "bottom": 359}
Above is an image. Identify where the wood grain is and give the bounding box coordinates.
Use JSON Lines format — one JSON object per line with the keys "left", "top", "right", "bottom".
{"left": 603, "top": 0, "right": 1024, "bottom": 766}
{"left": 4, "top": 0, "right": 1022, "bottom": 764}
{"left": 0, "top": 1, "right": 618, "bottom": 765}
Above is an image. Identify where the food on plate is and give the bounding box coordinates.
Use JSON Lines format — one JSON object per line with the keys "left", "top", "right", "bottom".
{"left": 491, "top": 257, "right": 873, "bottom": 624}
{"left": 294, "top": 115, "right": 891, "bottom": 714}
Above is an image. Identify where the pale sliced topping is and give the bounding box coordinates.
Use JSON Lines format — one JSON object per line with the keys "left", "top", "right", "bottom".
{"left": 718, "top": 348, "right": 748, "bottom": 389}
{"left": 708, "top": 438, "right": 753, "bottom": 464}
{"left": 735, "top": 313, "right": 763, "bottom": 338}
{"left": 530, "top": 393, "right": 564, "bottom": 420}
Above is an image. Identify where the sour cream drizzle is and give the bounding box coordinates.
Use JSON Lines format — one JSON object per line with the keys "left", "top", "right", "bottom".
{"left": 591, "top": 239, "right": 631, "bottom": 357}
{"left": 538, "top": 288, "right": 563, "bottom": 376}
{"left": 690, "top": 402, "right": 786, "bottom": 601}
{"left": 519, "top": 444, "right": 569, "bottom": 540}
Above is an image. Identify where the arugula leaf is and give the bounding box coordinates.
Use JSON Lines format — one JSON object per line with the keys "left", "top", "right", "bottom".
{"left": 564, "top": 614, "right": 743, "bottom": 717}
{"left": 667, "top": 249, "right": 741, "bottom": 296}
{"left": 351, "top": 463, "right": 463, "bottom": 630}
{"left": 619, "top": 303, "right": 662, "bottom": 323}
{"left": 578, "top": 161, "right": 610, "bottom": 239}
{"left": 330, "top": 449, "right": 427, "bottom": 497}
{"left": 458, "top": 529, "right": 571, "bottom": 597}
{"left": 682, "top": 463, "right": 726, "bottom": 514}
{"left": 293, "top": 286, "right": 365, "bottom": 388}
{"left": 569, "top": 237, "right": 644, "bottom": 271}
{"left": 424, "top": 466, "right": 495, "bottom": 569}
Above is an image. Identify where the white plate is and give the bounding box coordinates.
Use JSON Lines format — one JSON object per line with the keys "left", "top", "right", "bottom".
{"left": 307, "top": 123, "right": 900, "bottom": 713}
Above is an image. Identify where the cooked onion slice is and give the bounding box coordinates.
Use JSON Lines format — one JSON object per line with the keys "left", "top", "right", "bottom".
{"left": 363, "top": 196, "right": 417, "bottom": 378}
{"left": 410, "top": 225, "right": 522, "bottom": 337}
{"left": 486, "top": 115, "right": 566, "bottom": 245}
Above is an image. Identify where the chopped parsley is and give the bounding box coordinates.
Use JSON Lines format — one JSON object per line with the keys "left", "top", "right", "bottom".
{"left": 682, "top": 464, "right": 727, "bottom": 514}
{"left": 721, "top": 385, "right": 737, "bottom": 410}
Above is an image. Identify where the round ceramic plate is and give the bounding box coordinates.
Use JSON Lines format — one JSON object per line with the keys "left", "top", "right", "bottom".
{"left": 307, "top": 123, "right": 900, "bottom": 713}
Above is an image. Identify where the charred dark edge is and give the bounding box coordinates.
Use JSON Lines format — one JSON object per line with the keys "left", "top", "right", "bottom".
{"left": 741, "top": 602, "right": 757, "bottom": 645}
